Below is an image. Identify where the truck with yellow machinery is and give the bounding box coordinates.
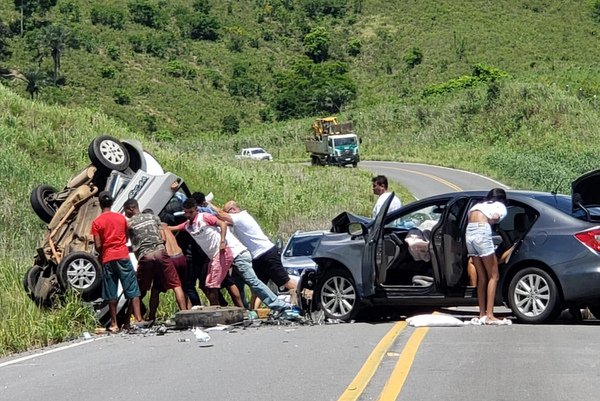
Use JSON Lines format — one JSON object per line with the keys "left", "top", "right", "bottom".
{"left": 304, "top": 117, "right": 360, "bottom": 167}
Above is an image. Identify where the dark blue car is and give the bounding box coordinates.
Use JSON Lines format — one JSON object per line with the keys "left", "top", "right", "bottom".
{"left": 299, "top": 169, "right": 600, "bottom": 324}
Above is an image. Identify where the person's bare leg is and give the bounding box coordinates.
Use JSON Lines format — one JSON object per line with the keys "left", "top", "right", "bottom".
{"left": 251, "top": 294, "right": 261, "bottom": 310}
{"left": 472, "top": 257, "right": 487, "bottom": 318}
{"left": 130, "top": 297, "right": 143, "bottom": 322}
{"left": 227, "top": 284, "right": 244, "bottom": 308}
{"left": 481, "top": 253, "right": 500, "bottom": 321}
{"left": 173, "top": 286, "right": 188, "bottom": 311}
{"left": 108, "top": 300, "right": 118, "bottom": 332}
{"left": 205, "top": 288, "right": 220, "bottom": 305}
{"left": 467, "top": 257, "right": 477, "bottom": 287}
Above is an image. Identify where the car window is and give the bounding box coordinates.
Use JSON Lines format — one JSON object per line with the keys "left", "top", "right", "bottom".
{"left": 533, "top": 193, "right": 600, "bottom": 221}
{"left": 251, "top": 149, "right": 265, "bottom": 154}
{"left": 284, "top": 235, "right": 322, "bottom": 257}
{"left": 385, "top": 204, "right": 443, "bottom": 230}
{"left": 158, "top": 190, "right": 187, "bottom": 225}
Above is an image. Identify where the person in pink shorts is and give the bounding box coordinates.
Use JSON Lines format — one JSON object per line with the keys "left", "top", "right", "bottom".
{"left": 169, "top": 198, "right": 232, "bottom": 305}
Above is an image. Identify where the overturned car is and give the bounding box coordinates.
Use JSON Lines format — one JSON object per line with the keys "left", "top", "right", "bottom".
{"left": 24, "top": 135, "right": 190, "bottom": 323}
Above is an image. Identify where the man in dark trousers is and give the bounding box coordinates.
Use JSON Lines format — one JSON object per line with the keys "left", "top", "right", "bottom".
{"left": 124, "top": 199, "right": 187, "bottom": 322}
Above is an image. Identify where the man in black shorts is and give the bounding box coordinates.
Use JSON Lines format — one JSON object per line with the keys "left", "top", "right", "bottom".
{"left": 210, "top": 201, "right": 296, "bottom": 297}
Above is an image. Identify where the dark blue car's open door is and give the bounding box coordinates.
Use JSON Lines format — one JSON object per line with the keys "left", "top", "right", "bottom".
{"left": 430, "top": 195, "right": 470, "bottom": 288}
{"left": 362, "top": 193, "right": 395, "bottom": 295}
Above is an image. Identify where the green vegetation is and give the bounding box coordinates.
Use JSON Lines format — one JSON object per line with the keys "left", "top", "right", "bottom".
{"left": 2, "top": 0, "right": 600, "bottom": 354}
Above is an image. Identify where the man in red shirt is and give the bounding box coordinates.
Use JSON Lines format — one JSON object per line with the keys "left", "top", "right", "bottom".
{"left": 91, "top": 191, "right": 144, "bottom": 333}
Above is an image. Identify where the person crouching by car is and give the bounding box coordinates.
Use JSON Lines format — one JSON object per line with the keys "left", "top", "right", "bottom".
{"left": 465, "top": 188, "right": 509, "bottom": 325}
{"left": 123, "top": 200, "right": 188, "bottom": 322}
{"left": 91, "top": 191, "right": 146, "bottom": 333}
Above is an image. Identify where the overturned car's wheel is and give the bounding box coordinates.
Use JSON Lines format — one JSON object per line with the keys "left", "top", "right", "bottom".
{"left": 508, "top": 267, "right": 561, "bottom": 324}
{"left": 315, "top": 268, "right": 361, "bottom": 321}
{"left": 30, "top": 185, "right": 58, "bottom": 223}
{"left": 57, "top": 252, "right": 102, "bottom": 296}
{"left": 23, "top": 265, "right": 43, "bottom": 300}
{"left": 88, "top": 136, "right": 130, "bottom": 172}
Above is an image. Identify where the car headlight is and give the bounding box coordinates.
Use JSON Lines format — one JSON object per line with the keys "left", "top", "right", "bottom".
{"left": 286, "top": 267, "right": 301, "bottom": 276}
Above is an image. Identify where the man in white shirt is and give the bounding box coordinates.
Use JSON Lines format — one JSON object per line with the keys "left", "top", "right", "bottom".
{"left": 210, "top": 201, "right": 297, "bottom": 296}
{"left": 372, "top": 175, "right": 402, "bottom": 218}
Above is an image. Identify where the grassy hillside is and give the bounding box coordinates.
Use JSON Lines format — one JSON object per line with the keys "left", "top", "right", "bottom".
{"left": 1, "top": 0, "right": 600, "bottom": 140}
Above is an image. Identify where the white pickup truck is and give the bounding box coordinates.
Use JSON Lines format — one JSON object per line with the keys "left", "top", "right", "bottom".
{"left": 235, "top": 147, "right": 273, "bottom": 161}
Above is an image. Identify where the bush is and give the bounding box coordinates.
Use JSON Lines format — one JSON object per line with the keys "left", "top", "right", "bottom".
{"left": 221, "top": 114, "right": 240, "bottom": 135}
{"left": 226, "top": 26, "right": 246, "bottom": 52}
{"left": 302, "top": 0, "right": 348, "bottom": 18}
{"left": 404, "top": 47, "right": 423, "bottom": 69}
{"left": 128, "top": 0, "right": 164, "bottom": 29}
{"left": 205, "top": 68, "right": 222, "bottom": 89}
{"left": 144, "top": 32, "right": 169, "bottom": 58}
{"left": 185, "top": 12, "right": 220, "bottom": 41}
{"left": 113, "top": 89, "right": 131, "bottom": 105}
{"left": 593, "top": 0, "right": 600, "bottom": 23}
{"left": 165, "top": 60, "right": 197, "bottom": 79}
{"left": 58, "top": 0, "right": 80, "bottom": 22}
{"left": 100, "top": 66, "right": 115, "bottom": 78}
{"left": 423, "top": 63, "right": 508, "bottom": 97}
{"left": 106, "top": 44, "right": 120, "bottom": 60}
{"left": 347, "top": 38, "right": 361, "bottom": 56}
{"left": 90, "top": 4, "right": 126, "bottom": 29}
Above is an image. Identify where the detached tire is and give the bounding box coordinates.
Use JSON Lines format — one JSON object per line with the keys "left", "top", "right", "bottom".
{"left": 315, "top": 268, "right": 361, "bottom": 321}
{"left": 508, "top": 267, "right": 561, "bottom": 324}
{"left": 88, "top": 136, "right": 130, "bottom": 172}
{"left": 57, "top": 252, "right": 102, "bottom": 296}
{"left": 30, "top": 185, "right": 58, "bottom": 223}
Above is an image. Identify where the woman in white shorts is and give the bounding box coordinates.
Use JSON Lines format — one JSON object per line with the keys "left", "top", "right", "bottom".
{"left": 465, "top": 188, "right": 507, "bottom": 324}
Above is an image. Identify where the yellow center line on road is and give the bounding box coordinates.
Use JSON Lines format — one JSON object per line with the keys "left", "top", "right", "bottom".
{"left": 376, "top": 327, "right": 430, "bottom": 401}
{"left": 337, "top": 321, "right": 407, "bottom": 401}
{"left": 384, "top": 166, "right": 463, "bottom": 192}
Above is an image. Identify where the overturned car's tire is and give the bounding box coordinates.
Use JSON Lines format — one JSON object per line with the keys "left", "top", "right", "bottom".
{"left": 88, "top": 136, "right": 130, "bottom": 173}
{"left": 30, "top": 185, "right": 58, "bottom": 224}
{"left": 315, "top": 268, "right": 361, "bottom": 322}
{"left": 23, "top": 265, "right": 43, "bottom": 300}
{"left": 58, "top": 252, "right": 102, "bottom": 296}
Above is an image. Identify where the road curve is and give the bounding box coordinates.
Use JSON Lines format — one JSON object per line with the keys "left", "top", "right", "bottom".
{"left": 360, "top": 161, "right": 508, "bottom": 199}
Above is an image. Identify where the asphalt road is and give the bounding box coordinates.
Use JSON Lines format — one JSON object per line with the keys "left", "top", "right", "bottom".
{"left": 3, "top": 161, "right": 599, "bottom": 401}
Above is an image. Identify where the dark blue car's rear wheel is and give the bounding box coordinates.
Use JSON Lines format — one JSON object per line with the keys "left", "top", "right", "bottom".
{"left": 508, "top": 267, "right": 560, "bottom": 323}
{"left": 315, "top": 268, "right": 360, "bottom": 321}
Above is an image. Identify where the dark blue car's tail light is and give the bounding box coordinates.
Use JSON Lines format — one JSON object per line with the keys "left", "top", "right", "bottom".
{"left": 575, "top": 228, "right": 600, "bottom": 252}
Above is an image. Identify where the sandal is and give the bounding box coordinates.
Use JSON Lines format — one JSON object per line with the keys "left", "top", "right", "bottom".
{"left": 107, "top": 327, "right": 121, "bottom": 334}
{"left": 485, "top": 318, "right": 512, "bottom": 326}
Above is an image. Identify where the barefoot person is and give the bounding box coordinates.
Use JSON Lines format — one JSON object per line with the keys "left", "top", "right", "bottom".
{"left": 465, "top": 188, "right": 509, "bottom": 325}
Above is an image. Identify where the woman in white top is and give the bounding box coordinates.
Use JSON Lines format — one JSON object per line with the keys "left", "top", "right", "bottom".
{"left": 465, "top": 188, "right": 508, "bottom": 325}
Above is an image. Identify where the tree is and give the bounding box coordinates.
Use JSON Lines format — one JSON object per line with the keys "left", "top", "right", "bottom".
{"left": 13, "top": 0, "right": 57, "bottom": 35}
{"left": 0, "top": 21, "right": 12, "bottom": 60}
{"left": 304, "top": 27, "right": 330, "bottom": 63}
{"left": 272, "top": 57, "right": 357, "bottom": 120}
{"left": 40, "top": 24, "right": 71, "bottom": 83}
{"left": 18, "top": 68, "right": 46, "bottom": 99}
